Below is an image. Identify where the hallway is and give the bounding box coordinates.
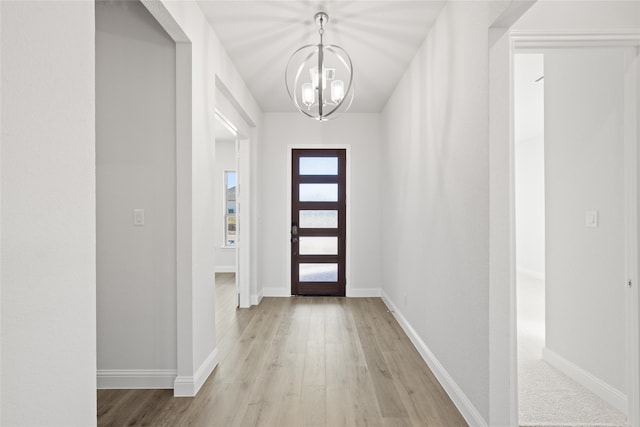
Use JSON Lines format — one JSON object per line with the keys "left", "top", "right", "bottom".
{"left": 97, "top": 290, "right": 466, "bottom": 426}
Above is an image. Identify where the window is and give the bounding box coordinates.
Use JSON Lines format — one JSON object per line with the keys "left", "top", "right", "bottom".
{"left": 224, "top": 171, "right": 236, "bottom": 246}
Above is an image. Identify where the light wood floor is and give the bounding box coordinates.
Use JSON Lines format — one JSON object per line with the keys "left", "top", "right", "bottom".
{"left": 97, "top": 274, "right": 467, "bottom": 426}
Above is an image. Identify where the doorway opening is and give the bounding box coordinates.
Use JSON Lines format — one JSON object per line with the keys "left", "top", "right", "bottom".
{"left": 514, "top": 49, "right": 633, "bottom": 426}
{"left": 214, "top": 111, "right": 239, "bottom": 310}
{"left": 213, "top": 79, "right": 255, "bottom": 309}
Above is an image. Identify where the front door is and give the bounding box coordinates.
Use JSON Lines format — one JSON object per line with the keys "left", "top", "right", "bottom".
{"left": 291, "top": 149, "right": 346, "bottom": 296}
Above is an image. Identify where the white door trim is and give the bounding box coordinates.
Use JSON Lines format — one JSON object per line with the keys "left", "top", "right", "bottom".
{"left": 490, "top": 30, "right": 640, "bottom": 426}
{"left": 236, "top": 135, "right": 251, "bottom": 308}
{"left": 623, "top": 44, "right": 640, "bottom": 427}
{"left": 213, "top": 97, "right": 253, "bottom": 309}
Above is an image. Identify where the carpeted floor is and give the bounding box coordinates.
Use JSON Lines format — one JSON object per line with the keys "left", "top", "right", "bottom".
{"left": 518, "top": 359, "right": 628, "bottom": 427}
{"left": 517, "top": 274, "right": 628, "bottom": 427}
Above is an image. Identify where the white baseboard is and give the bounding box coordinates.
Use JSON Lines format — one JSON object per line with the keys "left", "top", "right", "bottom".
{"left": 173, "top": 348, "right": 219, "bottom": 397}
{"left": 97, "top": 369, "right": 176, "bottom": 389}
{"left": 346, "top": 287, "right": 381, "bottom": 297}
{"left": 251, "top": 291, "right": 262, "bottom": 306}
{"left": 542, "top": 347, "right": 627, "bottom": 414}
{"left": 215, "top": 266, "right": 236, "bottom": 273}
{"left": 262, "top": 287, "right": 291, "bottom": 297}
{"left": 516, "top": 268, "right": 545, "bottom": 281}
{"left": 381, "top": 290, "right": 488, "bottom": 427}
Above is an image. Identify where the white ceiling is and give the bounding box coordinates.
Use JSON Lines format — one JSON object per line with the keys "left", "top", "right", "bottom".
{"left": 197, "top": 1, "right": 446, "bottom": 113}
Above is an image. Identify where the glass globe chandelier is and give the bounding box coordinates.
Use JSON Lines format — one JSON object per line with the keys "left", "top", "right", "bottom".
{"left": 285, "top": 12, "right": 354, "bottom": 121}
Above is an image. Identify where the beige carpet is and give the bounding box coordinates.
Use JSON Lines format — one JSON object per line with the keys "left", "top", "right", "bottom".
{"left": 518, "top": 359, "right": 628, "bottom": 427}
{"left": 517, "top": 274, "right": 628, "bottom": 427}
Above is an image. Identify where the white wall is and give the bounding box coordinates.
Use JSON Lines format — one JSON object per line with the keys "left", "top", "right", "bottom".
{"left": 544, "top": 49, "right": 627, "bottom": 395}
{"left": 515, "top": 135, "right": 545, "bottom": 279}
{"left": 1, "top": 1, "right": 96, "bottom": 425}
{"left": 96, "top": 0, "right": 177, "bottom": 386}
{"left": 214, "top": 138, "right": 237, "bottom": 272}
{"left": 515, "top": 54, "right": 545, "bottom": 279}
{"left": 259, "top": 113, "right": 382, "bottom": 297}
{"left": 155, "top": 0, "right": 262, "bottom": 394}
{"left": 380, "top": 2, "right": 517, "bottom": 424}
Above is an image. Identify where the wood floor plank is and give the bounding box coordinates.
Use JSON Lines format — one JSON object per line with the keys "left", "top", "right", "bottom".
{"left": 97, "top": 279, "right": 468, "bottom": 427}
{"left": 348, "top": 365, "right": 385, "bottom": 426}
{"left": 300, "top": 385, "right": 327, "bottom": 427}
{"left": 351, "top": 299, "right": 409, "bottom": 419}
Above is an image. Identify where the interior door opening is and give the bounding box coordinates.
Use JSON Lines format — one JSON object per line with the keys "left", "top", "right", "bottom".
{"left": 514, "top": 49, "right": 633, "bottom": 426}
{"left": 214, "top": 112, "right": 239, "bottom": 308}
{"left": 291, "top": 149, "right": 346, "bottom": 296}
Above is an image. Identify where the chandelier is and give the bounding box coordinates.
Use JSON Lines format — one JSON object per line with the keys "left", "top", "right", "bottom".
{"left": 285, "top": 12, "right": 354, "bottom": 121}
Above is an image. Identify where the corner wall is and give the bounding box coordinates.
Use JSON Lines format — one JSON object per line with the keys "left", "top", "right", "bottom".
{"left": 1, "top": 1, "right": 96, "bottom": 424}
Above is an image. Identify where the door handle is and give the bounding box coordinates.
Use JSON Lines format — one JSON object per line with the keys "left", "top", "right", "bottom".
{"left": 291, "top": 222, "right": 298, "bottom": 244}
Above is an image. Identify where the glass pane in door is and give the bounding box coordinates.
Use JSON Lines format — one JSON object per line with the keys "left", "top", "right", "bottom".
{"left": 299, "top": 263, "right": 338, "bottom": 282}
{"left": 299, "top": 210, "right": 338, "bottom": 228}
{"left": 299, "top": 157, "right": 338, "bottom": 175}
{"left": 299, "top": 236, "right": 338, "bottom": 255}
{"left": 299, "top": 184, "right": 338, "bottom": 201}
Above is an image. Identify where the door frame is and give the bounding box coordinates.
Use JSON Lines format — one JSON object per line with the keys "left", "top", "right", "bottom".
{"left": 236, "top": 134, "right": 251, "bottom": 308}
{"left": 488, "top": 30, "right": 640, "bottom": 426}
{"left": 214, "top": 82, "right": 254, "bottom": 309}
{"left": 287, "top": 144, "right": 352, "bottom": 297}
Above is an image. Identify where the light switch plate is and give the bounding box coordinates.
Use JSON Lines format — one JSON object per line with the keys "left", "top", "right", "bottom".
{"left": 585, "top": 210, "right": 598, "bottom": 228}
{"left": 133, "top": 209, "right": 145, "bottom": 226}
